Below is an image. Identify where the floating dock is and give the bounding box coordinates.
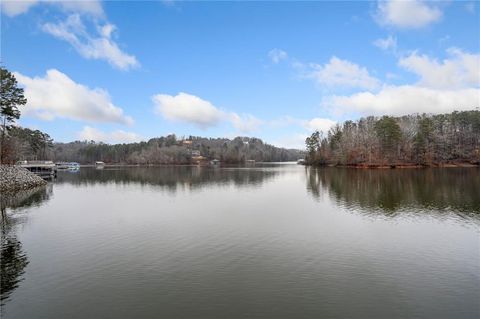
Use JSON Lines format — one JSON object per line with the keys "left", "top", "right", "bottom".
{"left": 18, "top": 161, "right": 57, "bottom": 179}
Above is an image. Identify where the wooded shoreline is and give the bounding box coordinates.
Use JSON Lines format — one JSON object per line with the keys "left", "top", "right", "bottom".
{"left": 304, "top": 110, "right": 480, "bottom": 168}
{"left": 3, "top": 133, "right": 304, "bottom": 165}
{"left": 308, "top": 162, "right": 479, "bottom": 169}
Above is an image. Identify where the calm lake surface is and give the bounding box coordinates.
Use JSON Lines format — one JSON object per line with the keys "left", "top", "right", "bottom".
{"left": 1, "top": 164, "right": 479, "bottom": 318}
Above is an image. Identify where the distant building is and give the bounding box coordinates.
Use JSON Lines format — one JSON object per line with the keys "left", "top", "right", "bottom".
{"left": 182, "top": 140, "right": 193, "bottom": 146}
{"left": 192, "top": 155, "right": 208, "bottom": 165}
{"left": 191, "top": 150, "right": 201, "bottom": 157}
{"left": 210, "top": 159, "right": 220, "bottom": 165}
{"left": 56, "top": 162, "right": 80, "bottom": 170}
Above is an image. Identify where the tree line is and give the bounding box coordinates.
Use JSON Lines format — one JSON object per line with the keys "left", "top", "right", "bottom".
{"left": 7, "top": 130, "right": 301, "bottom": 164}
{"left": 305, "top": 110, "right": 480, "bottom": 167}
{"left": 52, "top": 135, "right": 302, "bottom": 164}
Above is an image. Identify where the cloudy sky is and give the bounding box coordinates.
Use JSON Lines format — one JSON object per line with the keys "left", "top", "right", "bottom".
{"left": 2, "top": 0, "right": 479, "bottom": 148}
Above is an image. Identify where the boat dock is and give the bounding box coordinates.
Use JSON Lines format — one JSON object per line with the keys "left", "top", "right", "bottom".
{"left": 18, "top": 161, "right": 57, "bottom": 179}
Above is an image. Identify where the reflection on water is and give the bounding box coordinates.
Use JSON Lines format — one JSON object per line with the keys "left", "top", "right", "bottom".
{"left": 0, "top": 185, "right": 53, "bottom": 309}
{"left": 306, "top": 167, "right": 480, "bottom": 220}
{"left": 56, "top": 166, "right": 281, "bottom": 192}
{"left": 1, "top": 185, "right": 53, "bottom": 213}
{"left": 1, "top": 165, "right": 479, "bottom": 319}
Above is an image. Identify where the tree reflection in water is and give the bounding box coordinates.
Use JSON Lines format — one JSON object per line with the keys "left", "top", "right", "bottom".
{"left": 306, "top": 167, "right": 480, "bottom": 220}
{"left": 0, "top": 185, "right": 52, "bottom": 310}
{"left": 55, "top": 166, "right": 281, "bottom": 192}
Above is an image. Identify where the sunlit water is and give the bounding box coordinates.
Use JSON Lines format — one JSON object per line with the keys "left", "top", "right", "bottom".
{"left": 1, "top": 164, "right": 479, "bottom": 318}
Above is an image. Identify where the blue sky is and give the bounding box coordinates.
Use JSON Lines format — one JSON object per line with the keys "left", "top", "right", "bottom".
{"left": 2, "top": 0, "right": 479, "bottom": 148}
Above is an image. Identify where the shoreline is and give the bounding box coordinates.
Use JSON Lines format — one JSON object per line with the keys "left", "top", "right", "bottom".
{"left": 77, "top": 162, "right": 295, "bottom": 168}
{"left": 73, "top": 162, "right": 480, "bottom": 169}
{"left": 0, "top": 165, "right": 47, "bottom": 193}
{"left": 305, "top": 162, "right": 480, "bottom": 169}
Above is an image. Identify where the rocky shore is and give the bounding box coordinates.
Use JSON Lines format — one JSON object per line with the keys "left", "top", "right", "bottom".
{"left": 0, "top": 165, "right": 47, "bottom": 193}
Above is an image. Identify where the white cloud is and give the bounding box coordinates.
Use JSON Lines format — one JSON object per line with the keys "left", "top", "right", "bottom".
{"left": 15, "top": 69, "right": 133, "bottom": 125}
{"left": 230, "top": 113, "right": 263, "bottom": 133}
{"left": 373, "top": 35, "right": 397, "bottom": 52}
{"left": 267, "top": 116, "right": 336, "bottom": 132}
{"left": 98, "top": 23, "right": 116, "bottom": 38}
{"left": 1, "top": 0, "right": 37, "bottom": 16}
{"left": 376, "top": 0, "right": 442, "bottom": 29}
{"left": 304, "top": 118, "right": 336, "bottom": 133}
{"left": 3, "top": 1, "right": 135, "bottom": 70}
{"left": 152, "top": 92, "right": 224, "bottom": 129}
{"left": 266, "top": 116, "right": 336, "bottom": 149}
{"left": 152, "top": 92, "right": 263, "bottom": 132}
{"left": 272, "top": 133, "right": 309, "bottom": 150}
{"left": 1, "top": 0, "right": 103, "bottom": 17}
{"left": 399, "top": 48, "right": 480, "bottom": 89}
{"left": 325, "top": 85, "right": 479, "bottom": 116}
{"left": 306, "top": 56, "right": 381, "bottom": 90}
{"left": 268, "top": 48, "right": 288, "bottom": 64}
{"left": 42, "top": 14, "right": 139, "bottom": 70}
{"left": 320, "top": 47, "right": 480, "bottom": 117}
{"left": 78, "top": 126, "right": 144, "bottom": 144}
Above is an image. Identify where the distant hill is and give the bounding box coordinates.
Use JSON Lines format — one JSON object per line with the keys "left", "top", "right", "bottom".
{"left": 52, "top": 135, "right": 304, "bottom": 164}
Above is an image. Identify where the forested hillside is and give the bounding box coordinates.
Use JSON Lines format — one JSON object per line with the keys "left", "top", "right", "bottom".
{"left": 3, "top": 115, "right": 301, "bottom": 164}
{"left": 9, "top": 133, "right": 302, "bottom": 164}
{"left": 305, "top": 110, "right": 480, "bottom": 167}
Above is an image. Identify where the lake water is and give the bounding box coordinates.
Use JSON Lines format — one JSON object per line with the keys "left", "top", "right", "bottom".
{"left": 1, "top": 164, "right": 479, "bottom": 318}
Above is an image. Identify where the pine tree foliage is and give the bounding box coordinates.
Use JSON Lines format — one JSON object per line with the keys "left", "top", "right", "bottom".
{"left": 305, "top": 111, "right": 480, "bottom": 166}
